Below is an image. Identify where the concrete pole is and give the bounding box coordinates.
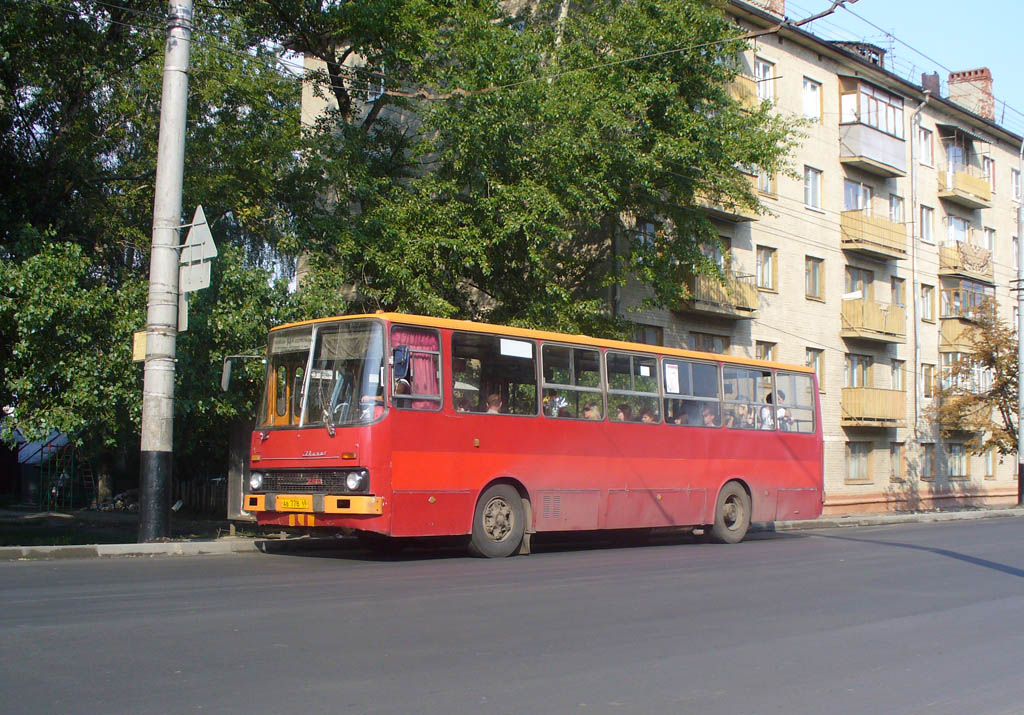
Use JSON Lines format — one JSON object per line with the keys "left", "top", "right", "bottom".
{"left": 139, "top": 1, "right": 193, "bottom": 541}
{"left": 1017, "top": 137, "right": 1024, "bottom": 505}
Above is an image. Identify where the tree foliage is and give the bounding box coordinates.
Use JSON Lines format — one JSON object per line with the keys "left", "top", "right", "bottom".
{"left": 0, "top": 1, "right": 306, "bottom": 479}
{"left": 932, "top": 299, "right": 1018, "bottom": 456}
{"left": 262, "top": 0, "right": 798, "bottom": 335}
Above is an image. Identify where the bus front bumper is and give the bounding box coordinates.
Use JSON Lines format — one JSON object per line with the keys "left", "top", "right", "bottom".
{"left": 244, "top": 493, "right": 383, "bottom": 516}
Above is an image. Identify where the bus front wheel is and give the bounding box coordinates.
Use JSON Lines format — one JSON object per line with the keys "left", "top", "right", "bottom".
{"left": 469, "top": 484, "right": 525, "bottom": 558}
{"left": 710, "top": 482, "right": 751, "bottom": 544}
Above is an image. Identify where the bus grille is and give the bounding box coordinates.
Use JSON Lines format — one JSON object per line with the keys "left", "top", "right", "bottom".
{"left": 261, "top": 470, "right": 352, "bottom": 494}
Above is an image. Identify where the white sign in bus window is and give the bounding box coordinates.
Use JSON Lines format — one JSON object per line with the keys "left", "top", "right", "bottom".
{"left": 639, "top": 365, "right": 651, "bottom": 377}
{"left": 664, "top": 363, "right": 680, "bottom": 394}
{"left": 500, "top": 338, "right": 533, "bottom": 359}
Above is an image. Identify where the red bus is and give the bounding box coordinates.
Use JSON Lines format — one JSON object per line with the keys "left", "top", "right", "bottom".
{"left": 243, "top": 313, "right": 823, "bottom": 557}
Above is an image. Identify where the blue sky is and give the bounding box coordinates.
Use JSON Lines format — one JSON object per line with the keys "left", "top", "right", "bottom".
{"left": 789, "top": 0, "right": 1024, "bottom": 135}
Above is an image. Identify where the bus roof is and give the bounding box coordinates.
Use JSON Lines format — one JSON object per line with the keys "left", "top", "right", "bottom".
{"left": 270, "top": 312, "right": 814, "bottom": 374}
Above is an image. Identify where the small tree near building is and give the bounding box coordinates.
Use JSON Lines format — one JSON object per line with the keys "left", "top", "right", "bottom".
{"left": 932, "top": 299, "right": 1017, "bottom": 456}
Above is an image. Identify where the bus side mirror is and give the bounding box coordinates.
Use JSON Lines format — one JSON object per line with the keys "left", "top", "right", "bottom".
{"left": 393, "top": 345, "right": 411, "bottom": 381}
{"left": 220, "top": 359, "right": 232, "bottom": 392}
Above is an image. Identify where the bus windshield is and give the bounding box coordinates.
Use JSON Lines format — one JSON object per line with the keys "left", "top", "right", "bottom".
{"left": 258, "top": 320, "right": 385, "bottom": 428}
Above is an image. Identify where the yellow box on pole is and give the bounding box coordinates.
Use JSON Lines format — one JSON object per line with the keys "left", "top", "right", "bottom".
{"left": 132, "top": 331, "right": 147, "bottom": 362}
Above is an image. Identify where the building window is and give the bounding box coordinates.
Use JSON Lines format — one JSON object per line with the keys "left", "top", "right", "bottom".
{"left": 984, "top": 450, "right": 995, "bottom": 480}
{"left": 756, "top": 245, "right": 777, "bottom": 291}
{"left": 1014, "top": 237, "right": 1019, "bottom": 273}
{"left": 983, "top": 227, "right": 995, "bottom": 252}
{"left": 948, "top": 443, "right": 968, "bottom": 479}
{"left": 804, "top": 166, "right": 822, "bottom": 209}
{"left": 921, "top": 284, "right": 935, "bottom": 322}
{"left": 688, "top": 332, "right": 730, "bottom": 355}
{"left": 941, "top": 279, "right": 994, "bottom": 320}
{"left": 806, "top": 348, "right": 824, "bottom": 391}
{"left": 890, "top": 442, "right": 905, "bottom": 481}
{"left": 1012, "top": 168, "right": 1021, "bottom": 202}
{"left": 756, "top": 341, "right": 777, "bottom": 362}
{"left": 633, "top": 324, "right": 663, "bottom": 346}
{"left": 805, "top": 256, "right": 824, "bottom": 300}
{"left": 755, "top": 57, "right": 775, "bottom": 102}
{"left": 845, "top": 265, "right": 873, "bottom": 298}
{"left": 844, "top": 180, "right": 872, "bottom": 214}
{"left": 891, "top": 277, "right": 905, "bottom": 307}
{"left": 846, "top": 442, "right": 872, "bottom": 482}
{"left": 633, "top": 220, "right": 657, "bottom": 265}
{"left": 920, "top": 205, "right": 934, "bottom": 243}
{"left": 946, "top": 215, "right": 971, "bottom": 246}
{"left": 919, "top": 126, "right": 933, "bottom": 165}
{"left": 803, "top": 77, "right": 822, "bottom": 121}
{"left": 922, "top": 443, "right": 935, "bottom": 480}
{"left": 889, "top": 194, "right": 904, "bottom": 223}
{"left": 756, "top": 168, "right": 776, "bottom": 195}
{"left": 845, "top": 353, "right": 872, "bottom": 388}
{"left": 982, "top": 156, "right": 995, "bottom": 191}
{"left": 891, "top": 360, "right": 904, "bottom": 391}
{"left": 922, "top": 363, "right": 935, "bottom": 398}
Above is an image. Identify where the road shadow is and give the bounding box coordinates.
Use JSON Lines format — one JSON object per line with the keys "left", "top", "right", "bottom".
{"left": 254, "top": 527, "right": 806, "bottom": 562}
{"left": 811, "top": 531, "right": 1024, "bottom": 579}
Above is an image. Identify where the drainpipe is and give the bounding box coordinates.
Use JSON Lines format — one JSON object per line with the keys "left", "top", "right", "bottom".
{"left": 1016, "top": 136, "right": 1023, "bottom": 504}
{"left": 910, "top": 90, "right": 931, "bottom": 436}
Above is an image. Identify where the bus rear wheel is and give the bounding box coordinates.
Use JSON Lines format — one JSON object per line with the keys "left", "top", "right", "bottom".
{"left": 710, "top": 482, "right": 751, "bottom": 544}
{"left": 468, "top": 484, "right": 525, "bottom": 558}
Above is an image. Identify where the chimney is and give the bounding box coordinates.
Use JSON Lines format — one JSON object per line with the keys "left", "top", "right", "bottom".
{"left": 920, "top": 72, "right": 941, "bottom": 97}
{"left": 948, "top": 67, "right": 994, "bottom": 120}
{"left": 750, "top": 0, "right": 785, "bottom": 17}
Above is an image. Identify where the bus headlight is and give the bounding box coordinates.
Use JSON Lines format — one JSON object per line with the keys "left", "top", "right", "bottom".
{"left": 346, "top": 470, "right": 369, "bottom": 492}
{"left": 249, "top": 472, "right": 264, "bottom": 490}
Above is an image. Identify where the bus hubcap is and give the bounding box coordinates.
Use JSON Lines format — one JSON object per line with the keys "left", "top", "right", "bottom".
{"left": 723, "top": 497, "right": 741, "bottom": 530}
{"left": 482, "top": 496, "right": 513, "bottom": 542}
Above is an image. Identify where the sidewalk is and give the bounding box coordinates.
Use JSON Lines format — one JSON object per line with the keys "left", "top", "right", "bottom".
{"left": 2, "top": 504, "right": 1023, "bottom": 561}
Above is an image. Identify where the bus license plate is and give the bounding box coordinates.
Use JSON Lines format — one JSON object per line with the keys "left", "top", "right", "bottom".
{"left": 277, "top": 496, "right": 311, "bottom": 511}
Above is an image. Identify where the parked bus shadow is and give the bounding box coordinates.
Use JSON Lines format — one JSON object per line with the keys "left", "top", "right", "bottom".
{"left": 810, "top": 532, "right": 1024, "bottom": 579}
{"left": 254, "top": 527, "right": 807, "bottom": 561}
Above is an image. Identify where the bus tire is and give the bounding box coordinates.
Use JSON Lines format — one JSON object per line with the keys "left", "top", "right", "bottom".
{"left": 468, "top": 484, "right": 525, "bottom": 558}
{"left": 710, "top": 482, "right": 751, "bottom": 544}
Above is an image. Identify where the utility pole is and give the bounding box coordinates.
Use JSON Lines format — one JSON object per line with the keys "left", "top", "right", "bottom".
{"left": 139, "top": 1, "right": 193, "bottom": 541}
{"left": 1017, "top": 137, "right": 1024, "bottom": 505}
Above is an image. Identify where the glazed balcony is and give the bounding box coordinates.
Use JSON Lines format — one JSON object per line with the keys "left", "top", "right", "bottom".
{"left": 838, "top": 123, "right": 907, "bottom": 178}
{"left": 938, "top": 243, "right": 994, "bottom": 284}
{"left": 841, "top": 387, "right": 907, "bottom": 428}
{"left": 840, "top": 210, "right": 908, "bottom": 260}
{"left": 841, "top": 298, "right": 906, "bottom": 343}
{"left": 681, "top": 270, "right": 758, "bottom": 319}
{"left": 938, "top": 165, "right": 992, "bottom": 209}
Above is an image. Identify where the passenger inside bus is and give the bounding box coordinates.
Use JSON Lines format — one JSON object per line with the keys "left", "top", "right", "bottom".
{"left": 485, "top": 393, "right": 503, "bottom": 414}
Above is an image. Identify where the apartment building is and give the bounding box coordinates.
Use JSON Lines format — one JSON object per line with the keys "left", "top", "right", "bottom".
{"left": 299, "top": 1, "right": 1021, "bottom": 514}
{"left": 624, "top": 0, "right": 1022, "bottom": 513}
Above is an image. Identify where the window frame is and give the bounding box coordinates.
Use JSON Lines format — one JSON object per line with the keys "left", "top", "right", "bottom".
{"left": 540, "top": 342, "right": 606, "bottom": 421}
{"left": 806, "top": 348, "right": 824, "bottom": 392}
{"left": 889, "top": 442, "right": 905, "bottom": 482}
{"left": 606, "top": 350, "right": 662, "bottom": 424}
{"left": 845, "top": 441, "right": 873, "bottom": 483}
{"left": 804, "top": 166, "right": 823, "bottom": 210}
{"left": 918, "top": 126, "right": 934, "bottom": 165}
{"left": 756, "top": 245, "right": 778, "bottom": 291}
{"left": 920, "top": 205, "right": 935, "bottom": 243}
{"left": 805, "top": 256, "right": 824, "bottom": 301}
{"left": 754, "top": 56, "right": 775, "bottom": 102}
{"left": 921, "top": 284, "right": 935, "bottom": 322}
{"left": 802, "top": 76, "right": 822, "bottom": 121}
{"left": 390, "top": 324, "right": 443, "bottom": 412}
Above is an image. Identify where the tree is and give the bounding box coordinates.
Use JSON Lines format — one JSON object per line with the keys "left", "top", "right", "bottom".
{"left": 0, "top": 2, "right": 309, "bottom": 482}
{"left": 932, "top": 299, "right": 1018, "bottom": 456}
{"left": 257, "top": 0, "right": 798, "bottom": 335}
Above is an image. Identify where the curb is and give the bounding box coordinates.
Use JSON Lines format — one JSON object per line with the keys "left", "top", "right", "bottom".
{"left": 0, "top": 537, "right": 350, "bottom": 562}
{"left": 3, "top": 509, "right": 1023, "bottom": 561}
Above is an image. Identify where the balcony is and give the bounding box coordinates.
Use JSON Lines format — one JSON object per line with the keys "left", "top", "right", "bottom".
{"left": 680, "top": 270, "right": 758, "bottom": 319}
{"left": 838, "top": 123, "right": 907, "bottom": 178}
{"left": 940, "top": 318, "right": 978, "bottom": 353}
{"left": 841, "top": 387, "right": 907, "bottom": 428}
{"left": 696, "top": 174, "right": 759, "bottom": 222}
{"left": 938, "top": 165, "right": 992, "bottom": 209}
{"left": 938, "top": 243, "right": 994, "bottom": 284}
{"left": 841, "top": 298, "right": 906, "bottom": 343}
{"left": 840, "top": 210, "right": 907, "bottom": 260}
{"left": 728, "top": 74, "right": 758, "bottom": 110}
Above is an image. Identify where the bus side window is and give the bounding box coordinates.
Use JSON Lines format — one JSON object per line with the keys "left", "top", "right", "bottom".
{"left": 774, "top": 371, "right": 816, "bottom": 433}
{"left": 452, "top": 332, "right": 538, "bottom": 415}
{"left": 541, "top": 345, "right": 604, "bottom": 420}
{"left": 391, "top": 325, "right": 442, "bottom": 411}
{"left": 663, "top": 359, "right": 721, "bottom": 427}
{"left": 607, "top": 351, "right": 660, "bottom": 423}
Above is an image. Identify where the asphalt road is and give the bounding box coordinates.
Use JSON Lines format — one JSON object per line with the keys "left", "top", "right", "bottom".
{"left": 2, "top": 520, "right": 1023, "bottom": 714}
